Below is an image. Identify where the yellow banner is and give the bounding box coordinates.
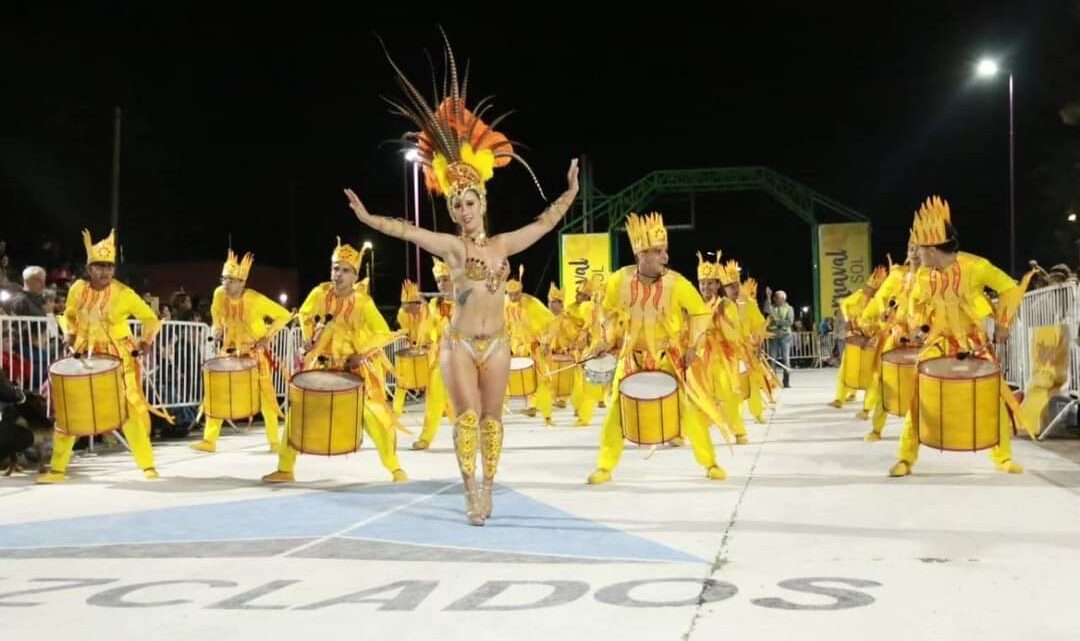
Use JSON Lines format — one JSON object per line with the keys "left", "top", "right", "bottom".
{"left": 818, "top": 222, "right": 870, "bottom": 319}
{"left": 561, "top": 233, "right": 611, "bottom": 294}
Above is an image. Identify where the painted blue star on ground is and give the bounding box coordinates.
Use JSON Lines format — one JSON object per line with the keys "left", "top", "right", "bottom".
{"left": 0, "top": 481, "right": 704, "bottom": 564}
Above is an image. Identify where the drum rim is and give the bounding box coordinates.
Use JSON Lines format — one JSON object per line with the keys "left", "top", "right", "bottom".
{"left": 289, "top": 368, "right": 365, "bottom": 391}
{"left": 619, "top": 370, "right": 678, "bottom": 396}
{"left": 585, "top": 355, "right": 617, "bottom": 371}
{"left": 881, "top": 347, "right": 920, "bottom": 364}
{"left": 395, "top": 347, "right": 430, "bottom": 357}
{"left": 916, "top": 355, "right": 1001, "bottom": 380}
{"left": 203, "top": 355, "right": 259, "bottom": 369}
{"left": 49, "top": 354, "right": 123, "bottom": 375}
{"left": 510, "top": 356, "right": 536, "bottom": 370}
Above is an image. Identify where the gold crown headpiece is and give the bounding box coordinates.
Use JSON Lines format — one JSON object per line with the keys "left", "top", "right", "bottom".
{"left": 400, "top": 279, "right": 422, "bottom": 303}
{"left": 625, "top": 212, "right": 668, "bottom": 255}
{"left": 505, "top": 264, "right": 524, "bottom": 294}
{"left": 696, "top": 250, "right": 722, "bottom": 281}
{"left": 82, "top": 228, "right": 117, "bottom": 265}
{"left": 548, "top": 282, "right": 563, "bottom": 301}
{"left": 431, "top": 256, "right": 451, "bottom": 279}
{"left": 910, "top": 195, "right": 953, "bottom": 246}
{"left": 740, "top": 277, "right": 759, "bottom": 300}
{"left": 867, "top": 265, "right": 888, "bottom": 289}
{"left": 221, "top": 249, "right": 254, "bottom": 281}
{"left": 331, "top": 236, "right": 367, "bottom": 272}
{"left": 719, "top": 259, "right": 742, "bottom": 286}
{"left": 379, "top": 28, "right": 545, "bottom": 214}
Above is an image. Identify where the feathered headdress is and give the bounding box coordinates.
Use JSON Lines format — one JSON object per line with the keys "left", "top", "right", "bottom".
{"left": 911, "top": 195, "right": 953, "bottom": 246}
{"left": 548, "top": 282, "right": 563, "bottom": 301}
{"left": 379, "top": 28, "right": 544, "bottom": 215}
{"left": 222, "top": 249, "right": 254, "bottom": 281}
{"left": 867, "top": 265, "right": 888, "bottom": 289}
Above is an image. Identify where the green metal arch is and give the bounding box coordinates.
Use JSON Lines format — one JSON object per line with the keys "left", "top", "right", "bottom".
{"left": 558, "top": 165, "right": 870, "bottom": 324}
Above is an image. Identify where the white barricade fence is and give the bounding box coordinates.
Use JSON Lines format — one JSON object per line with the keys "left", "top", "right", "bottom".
{"left": 2, "top": 315, "right": 446, "bottom": 418}
{"left": 1002, "top": 281, "right": 1080, "bottom": 392}
{"left": 764, "top": 331, "right": 821, "bottom": 366}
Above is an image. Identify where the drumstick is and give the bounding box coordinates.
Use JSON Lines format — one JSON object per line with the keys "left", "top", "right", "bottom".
{"left": 546, "top": 353, "right": 611, "bottom": 376}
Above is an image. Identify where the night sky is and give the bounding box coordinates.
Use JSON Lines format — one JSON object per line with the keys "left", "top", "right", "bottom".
{"left": 3, "top": 2, "right": 1079, "bottom": 313}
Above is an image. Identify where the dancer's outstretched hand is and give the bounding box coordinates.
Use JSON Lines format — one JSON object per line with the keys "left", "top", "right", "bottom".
{"left": 566, "top": 158, "right": 580, "bottom": 193}
{"left": 344, "top": 188, "right": 371, "bottom": 222}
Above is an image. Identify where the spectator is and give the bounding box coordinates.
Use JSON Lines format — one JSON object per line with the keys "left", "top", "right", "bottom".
{"left": 763, "top": 287, "right": 794, "bottom": 387}
{"left": 0, "top": 255, "right": 14, "bottom": 287}
{"left": 9, "top": 266, "right": 47, "bottom": 317}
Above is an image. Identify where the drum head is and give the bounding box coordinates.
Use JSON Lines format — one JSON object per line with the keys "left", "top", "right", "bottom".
{"left": 204, "top": 356, "right": 257, "bottom": 372}
{"left": 919, "top": 357, "right": 1000, "bottom": 379}
{"left": 619, "top": 371, "right": 678, "bottom": 399}
{"left": 845, "top": 335, "right": 869, "bottom": 348}
{"left": 585, "top": 354, "right": 617, "bottom": 373}
{"left": 510, "top": 356, "right": 535, "bottom": 371}
{"left": 882, "top": 348, "right": 919, "bottom": 365}
{"left": 291, "top": 370, "right": 364, "bottom": 391}
{"left": 50, "top": 355, "right": 121, "bottom": 375}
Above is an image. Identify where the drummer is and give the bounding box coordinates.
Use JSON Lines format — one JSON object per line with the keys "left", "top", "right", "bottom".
{"left": 411, "top": 257, "right": 457, "bottom": 450}
{"left": 191, "top": 250, "right": 293, "bottom": 454}
{"left": 504, "top": 266, "right": 555, "bottom": 424}
{"left": 585, "top": 212, "right": 733, "bottom": 485}
{"left": 697, "top": 251, "right": 750, "bottom": 444}
{"left": 569, "top": 273, "right": 610, "bottom": 427}
{"left": 828, "top": 265, "right": 887, "bottom": 412}
{"left": 391, "top": 279, "right": 429, "bottom": 416}
{"left": 888, "top": 196, "right": 1034, "bottom": 477}
{"left": 856, "top": 238, "right": 921, "bottom": 441}
{"left": 539, "top": 282, "right": 583, "bottom": 411}
{"left": 736, "top": 276, "right": 777, "bottom": 424}
{"left": 262, "top": 238, "right": 407, "bottom": 483}
{"left": 39, "top": 229, "right": 168, "bottom": 483}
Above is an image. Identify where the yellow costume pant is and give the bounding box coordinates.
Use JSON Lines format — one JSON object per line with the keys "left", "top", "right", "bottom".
{"left": 275, "top": 405, "right": 402, "bottom": 476}
{"left": 202, "top": 351, "right": 281, "bottom": 446}
{"left": 709, "top": 357, "right": 747, "bottom": 437}
{"left": 745, "top": 368, "right": 766, "bottom": 422}
{"left": 572, "top": 368, "right": 605, "bottom": 426}
{"left": 895, "top": 344, "right": 1014, "bottom": 468}
{"left": 595, "top": 355, "right": 718, "bottom": 473}
{"left": 49, "top": 356, "right": 155, "bottom": 473}
{"left": 864, "top": 335, "right": 898, "bottom": 435}
{"left": 416, "top": 365, "right": 455, "bottom": 444}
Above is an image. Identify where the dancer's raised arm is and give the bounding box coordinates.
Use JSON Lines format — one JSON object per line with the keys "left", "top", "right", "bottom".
{"left": 495, "top": 159, "right": 579, "bottom": 257}
{"left": 345, "top": 188, "right": 461, "bottom": 260}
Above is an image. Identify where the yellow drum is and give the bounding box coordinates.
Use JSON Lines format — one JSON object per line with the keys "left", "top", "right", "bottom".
{"left": 915, "top": 357, "right": 1001, "bottom": 451}
{"left": 507, "top": 356, "right": 537, "bottom": 397}
{"left": 50, "top": 355, "right": 127, "bottom": 436}
{"left": 619, "top": 371, "right": 680, "bottom": 445}
{"left": 842, "top": 335, "right": 876, "bottom": 390}
{"left": 203, "top": 356, "right": 260, "bottom": 420}
{"left": 288, "top": 370, "right": 365, "bottom": 455}
{"left": 550, "top": 354, "right": 575, "bottom": 397}
{"left": 880, "top": 348, "right": 919, "bottom": 417}
{"left": 395, "top": 347, "right": 430, "bottom": 391}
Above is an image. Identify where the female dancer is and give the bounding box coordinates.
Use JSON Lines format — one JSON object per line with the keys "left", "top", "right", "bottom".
{"left": 346, "top": 32, "right": 578, "bottom": 525}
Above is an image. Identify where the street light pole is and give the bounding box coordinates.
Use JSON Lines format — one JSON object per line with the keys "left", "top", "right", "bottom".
{"left": 975, "top": 57, "right": 1017, "bottom": 275}
{"left": 1008, "top": 72, "right": 1016, "bottom": 276}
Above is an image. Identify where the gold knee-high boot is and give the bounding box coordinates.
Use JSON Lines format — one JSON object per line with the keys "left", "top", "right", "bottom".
{"left": 453, "top": 410, "right": 484, "bottom": 525}
{"left": 479, "top": 416, "right": 504, "bottom": 518}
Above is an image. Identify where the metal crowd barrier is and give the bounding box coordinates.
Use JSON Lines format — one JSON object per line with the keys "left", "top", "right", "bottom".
{"left": 0, "top": 317, "right": 411, "bottom": 418}
{"left": 764, "top": 331, "right": 822, "bottom": 366}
